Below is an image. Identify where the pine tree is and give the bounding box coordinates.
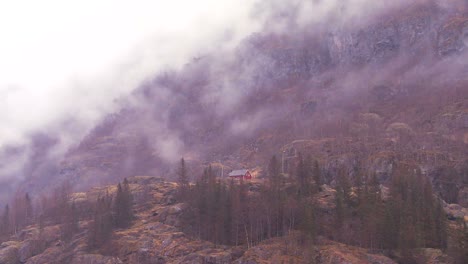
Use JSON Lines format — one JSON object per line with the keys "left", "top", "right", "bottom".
{"left": 38, "top": 213, "right": 44, "bottom": 237}
{"left": 114, "top": 179, "right": 133, "bottom": 228}
{"left": 433, "top": 199, "right": 447, "bottom": 249}
{"left": 337, "top": 167, "right": 352, "bottom": 206}
{"left": 451, "top": 219, "right": 468, "bottom": 263}
{"left": 382, "top": 163, "right": 447, "bottom": 252}
{"left": 114, "top": 183, "right": 124, "bottom": 227}
{"left": 1, "top": 205, "right": 10, "bottom": 236}
{"left": 353, "top": 163, "right": 363, "bottom": 205}
{"left": 300, "top": 201, "right": 316, "bottom": 243}
{"left": 88, "top": 194, "right": 113, "bottom": 249}
{"left": 267, "top": 155, "right": 285, "bottom": 237}
{"left": 382, "top": 198, "right": 399, "bottom": 249}
{"left": 296, "top": 153, "right": 310, "bottom": 197}
{"left": 268, "top": 155, "right": 281, "bottom": 191}
{"left": 335, "top": 187, "right": 345, "bottom": 229}
{"left": 313, "top": 160, "right": 322, "bottom": 191}
{"left": 62, "top": 202, "right": 79, "bottom": 241}
{"left": 229, "top": 179, "right": 242, "bottom": 245}
{"left": 366, "top": 173, "right": 383, "bottom": 249}
{"left": 177, "top": 158, "right": 189, "bottom": 199}
{"left": 25, "top": 193, "right": 33, "bottom": 224}
{"left": 12, "top": 193, "right": 33, "bottom": 232}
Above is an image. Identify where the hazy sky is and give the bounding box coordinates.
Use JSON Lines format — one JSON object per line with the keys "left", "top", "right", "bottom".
{"left": 0, "top": 0, "right": 437, "bottom": 184}
{"left": 0, "top": 0, "right": 260, "bottom": 149}
{"left": 0, "top": 0, "right": 419, "bottom": 151}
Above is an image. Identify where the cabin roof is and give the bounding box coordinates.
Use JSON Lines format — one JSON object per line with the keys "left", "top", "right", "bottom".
{"left": 228, "top": 169, "right": 249, "bottom": 177}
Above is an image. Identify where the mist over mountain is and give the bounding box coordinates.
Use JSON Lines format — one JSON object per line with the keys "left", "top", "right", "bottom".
{"left": 1, "top": 0, "right": 467, "bottom": 206}
{"left": 0, "top": 1, "right": 467, "bottom": 264}
{"left": 0, "top": 0, "right": 262, "bottom": 201}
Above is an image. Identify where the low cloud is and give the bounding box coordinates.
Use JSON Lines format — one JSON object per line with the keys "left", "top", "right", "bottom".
{"left": 1, "top": 0, "right": 466, "bottom": 204}
{"left": 0, "top": 0, "right": 262, "bottom": 184}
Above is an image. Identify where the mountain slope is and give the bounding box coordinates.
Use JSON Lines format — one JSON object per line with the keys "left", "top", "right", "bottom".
{"left": 14, "top": 0, "right": 467, "bottom": 204}
{"left": 0, "top": 0, "right": 458, "bottom": 217}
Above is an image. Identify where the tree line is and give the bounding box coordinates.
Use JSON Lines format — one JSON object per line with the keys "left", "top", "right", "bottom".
{"left": 177, "top": 155, "right": 322, "bottom": 247}
{"left": 0, "top": 156, "right": 465, "bottom": 262}
{"left": 333, "top": 162, "right": 449, "bottom": 261}
{"left": 176, "top": 156, "right": 465, "bottom": 262}
{"left": 0, "top": 178, "right": 134, "bottom": 251}
{"left": 0, "top": 192, "right": 33, "bottom": 237}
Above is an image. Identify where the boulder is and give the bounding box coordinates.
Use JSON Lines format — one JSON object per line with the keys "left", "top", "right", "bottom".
{"left": 317, "top": 244, "right": 397, "bottom": 264}
{"left": 70, "top": 254, "right": 123, "bottom": 264}
{"left": 127, "top": 176, "right": 164, "bottom": 185}
{"left": 444, "top": 203, "right": 468, "bottom": 220}
{"left": 40, "top": 225, "right": 62, "bottom": 244}
{"left": 457, "top": 187, "right": 468, "bottom": 208}
{"left": 168, "top": 203, "right": 187, "bottom": 215}
{"left": 127, "top": 250, "right": 166, "bottom": 264}
{"left": 0, "top": 241, "right": 20, "bottom": 264}
{"left": 437, "top": 18, "right": 468, "bottom": 56}
{"left": 184, "top": 249, "right": 233, "bottom": 264}
{"left": 25, "top": 246, "right": 63, "bottom": 264}
{"left": 413, "top": 248, "right": 452, "bottom": 264}
{"left": 300, "top": 101, "right": 317, "bottom": 116}
{"left": 162, "top": 192, "right": 177, "bottom": 205}
{"left": 235, "top": 234, "right": 397, "bottom": 264}
{"left": 314, "top": 184, "right": 336, "bottom": 213}
{"left": 18, "top": 240, "right": 45, "bottom": 263}
{"left": 156, "top": 203, "right": 187, "bottom": 226}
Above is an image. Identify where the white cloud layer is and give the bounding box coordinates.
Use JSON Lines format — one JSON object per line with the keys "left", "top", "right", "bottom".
{"left": 0, "top": 0, "right": 261, "bottom": 149}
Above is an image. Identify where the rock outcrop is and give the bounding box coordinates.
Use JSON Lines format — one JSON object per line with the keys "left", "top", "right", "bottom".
{"left": 1, "top": 176, "right": 418, "bottom": 264}
{"left": 235, "top": 234, "right": 397, "bottom": 264}
{"left": 0, "top": 241, "right": 20, "bottom": 264}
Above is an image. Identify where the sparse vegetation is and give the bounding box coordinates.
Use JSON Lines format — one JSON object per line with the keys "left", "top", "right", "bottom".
{"left": 0, "top": 1, "right": 467, "bottom": 263}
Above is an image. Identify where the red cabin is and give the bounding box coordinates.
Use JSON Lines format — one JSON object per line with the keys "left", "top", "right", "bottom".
{"left": 228, "top": 169, "right": 252, "bottom": 180}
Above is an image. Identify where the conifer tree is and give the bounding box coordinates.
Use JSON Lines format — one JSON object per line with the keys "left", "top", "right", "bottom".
{"left": 62, "top": 202, "right": 79, "bottom": 241}
{"left": 0, "top": 205, "right": 9, "bottom": 236}
{"left": 114, "top": 179, "right": 133, "bottom": 228}
{"left": 114, "top": 183, "right": 124, "bottom": 226}
{"left": 38, "top": 213, "right": 44, "bottom": 237}
{"left": 267, "top": 155, "right": 285, "bottom": 237}
{"left": 382, "top": 163, "right": 447, "bottom": 252}
{"left": 337, "top": 167, "right": 352, "bottom": 206}
{"left": 366, "top": 173, "right": 383, "bottom": 249}
{"left": 300, "top": 201, "right": 316, "bottom": 243}
{"left": 335, "top": 187, "right": 345, "bottom": 229}
{"left": 295, "top": 153, "right": 309, "bottom": 197}
{"left": 12, "top": 193, "right": 32, "bottom": 231}
{"left": 353, "top": 163, "right": 363, "bottom": 204}
{"left": 313, "top": 160, "right": 322, "bottom": 191}
{"left": 177, "top": 158, "right": 189, "bottom": 199}
{"left": 25, "top": 193, "right": 33, "bottom": 224}
{"left": 88, "top": 194, "right": 113, "bottom": 249}
{"left": 451, "top": 219, "right": 468, "bottom": 263}
{"left": 268, "top": 155, "right": 281, "bottom": 191}
{"left": 229, "top": 179, "right": 242, "bottom": 245}
{"left": 123, "top": 178, "right": 134, "bottom": 223}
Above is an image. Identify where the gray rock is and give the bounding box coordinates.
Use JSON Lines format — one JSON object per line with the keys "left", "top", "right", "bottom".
{"left": 444, "top": 202, "right": 468, "bottom": 220}
{"left": 437, "top": 20, "right": 468, "bottom": 56}
{"left": 0, "top": 242, "right": 20, "bottom": 264}
{"left": 18, "top": 240, "right": 45, "bottom": 263}
{"left": 25, "top": 246, "right": 63, "bottom": 264}
{"left": 70, "top": 254, "right": 123, "bottom": 264}
{"left": 458, "top": 187, "right": 468, "bottom": 208}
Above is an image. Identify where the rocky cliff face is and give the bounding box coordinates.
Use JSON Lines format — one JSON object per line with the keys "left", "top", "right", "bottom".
{"left": 11, "top": 0, "right": 468, "bottom": 216}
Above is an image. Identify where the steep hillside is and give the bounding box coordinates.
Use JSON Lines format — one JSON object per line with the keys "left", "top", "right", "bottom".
{"left": 13, "top": 0, "right": 467, "bottom": 206}
{"left": 1, "top": 1, "right": 467, "bottom": 264}
{"left": 2, "top": 176, "right": 466, "bottom": 263}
